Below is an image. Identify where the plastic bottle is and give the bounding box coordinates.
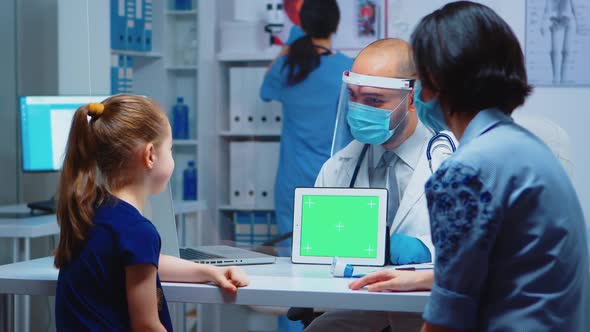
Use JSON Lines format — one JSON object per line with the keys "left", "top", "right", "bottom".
{"left": 174, "top": 0, "right": 192, "bottom": 11}
{"left": 182, "top": 24, "right": 198, "bottom": 66}
{"left": 172, "top": 97, "right": 189, "bottom": 139}
{"left": 183, "top": 161, "right": 197, "bottom": 201}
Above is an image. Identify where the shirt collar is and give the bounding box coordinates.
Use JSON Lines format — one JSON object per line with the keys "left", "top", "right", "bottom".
{"left": 371, "top": 121, "right": 428, "bottom": 170}
{"left": 460, "top": 108, "right": 513, "bottom": 146}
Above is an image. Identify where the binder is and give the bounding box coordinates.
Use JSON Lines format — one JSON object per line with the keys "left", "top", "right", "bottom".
{"left": 124, "top": 56, "right": 134, "bottom": 93}
{"left": 110, "top": 0, "right": 127, "bottom": 50}
{"left": 252, "top": 67, "right": 282, "bottom": 132}
{"left": 229, "top": 142, "right": 257, "bottom": 207}
{"left": 125, "top": 0, "right": 136, "bottom": 50}
{"left": 229, "top": 67, "right": 256, "bottom": 132}
{"left": 229, "top": 142, "right": 279, "bottom": 209}
{"left": 254, "top": 142, "right": 279, "bottom": 208}
{"left": 111, "top": 54, "right": 126, "bottom": 94}
{"left": 143, "top": 0, "right": 153, "bottom": 51}
{"left": 229, "top": 67, "right": 283, "bottom": 133}
{"left": 233, "top": 212, "right": 278, "bottom": 248}
{"left": 133, "top": 0, "right": 144, "bottom": 51}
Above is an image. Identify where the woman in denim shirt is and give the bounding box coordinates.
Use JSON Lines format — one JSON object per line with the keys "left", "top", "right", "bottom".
{"left": 409, "top": 2, "right": 590, "bottom": 331}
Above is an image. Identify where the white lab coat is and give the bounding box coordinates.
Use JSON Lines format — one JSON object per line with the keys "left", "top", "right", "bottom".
{"left": 315, "top": 134, "right": 455, "bottom": 257}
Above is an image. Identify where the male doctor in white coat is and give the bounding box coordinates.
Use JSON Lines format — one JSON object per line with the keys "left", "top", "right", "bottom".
{"left": 305, "top": 39, "right": 455, "bottom": 332}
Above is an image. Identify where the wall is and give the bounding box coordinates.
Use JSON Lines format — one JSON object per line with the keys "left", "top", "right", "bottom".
{"left": 0, "top": 0, "right": 18, "bottom": 329}
{"left": 17, "top": 0, "right": 60, "bottom": 203}
{"left": 499, "top": 1, "right": 590, "bottom": 223}
{"left": 0, "top": 1, "right": 18, "bottom": 207}
{"left": 57, "top": 0, "right": 110, "bottom": 95}
{"left": 17, "top": 0, "right": 110, "bottom": 203}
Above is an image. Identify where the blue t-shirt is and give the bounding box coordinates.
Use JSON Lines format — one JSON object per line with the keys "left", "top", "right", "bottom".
{"left": 55, "top": 197, "right": 173, "bottom": 332}
{"left": 423, "top": 109, "right": 590, "bottom": 331}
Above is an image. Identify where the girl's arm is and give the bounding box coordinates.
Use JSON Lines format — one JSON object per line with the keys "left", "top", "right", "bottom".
{"left": 158, "top": 254, "right": 249, "bottom": 293}
{"left": 125, "top": 264, "right": 167, "bottom": 332}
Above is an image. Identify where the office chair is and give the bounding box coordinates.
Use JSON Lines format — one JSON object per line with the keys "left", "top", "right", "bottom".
{"left": 512, "top": 112, "right": 573, "bottom": 177}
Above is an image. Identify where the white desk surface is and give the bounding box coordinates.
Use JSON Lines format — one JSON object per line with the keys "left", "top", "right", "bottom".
{"left": 0, "top": 257, "right": 429, "bottom": 312}
{"left": 0, "top": 205, "right": 59, "bottom": 238}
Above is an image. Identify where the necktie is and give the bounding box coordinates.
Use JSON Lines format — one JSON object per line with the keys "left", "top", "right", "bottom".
{"left": 370, "top": 151, "right": 399, "bottom": 227}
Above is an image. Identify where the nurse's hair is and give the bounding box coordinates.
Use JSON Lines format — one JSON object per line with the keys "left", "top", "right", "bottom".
{"left": 54, "top": 94, "right": 168, "bottom": 268}
{"left": 284, "top": 0, "right": 340, "bottom": 85}
{"left": 411, "top": 1, "right": 532, "bottom": 114}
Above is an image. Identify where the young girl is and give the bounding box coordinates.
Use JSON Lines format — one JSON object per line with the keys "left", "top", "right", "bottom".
{"left": 54, "top": 94, "right": 249, "bottom": 331}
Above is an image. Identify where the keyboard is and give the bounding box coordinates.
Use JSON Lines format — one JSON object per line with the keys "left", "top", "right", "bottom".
{"left": 27, "top": 199, "right": 56, "bottom": 213}
{"left": 179, "top": 248, "right": 225, "bottom": 260}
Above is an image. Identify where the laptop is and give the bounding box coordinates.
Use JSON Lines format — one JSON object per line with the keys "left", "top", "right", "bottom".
{"left": 146, "top": 186, "right": 276, "bottom": 266}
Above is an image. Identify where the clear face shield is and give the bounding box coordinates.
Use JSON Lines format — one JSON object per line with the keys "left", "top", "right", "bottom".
{"left": 331, "top": 71, "right": 415, "bottom": 156}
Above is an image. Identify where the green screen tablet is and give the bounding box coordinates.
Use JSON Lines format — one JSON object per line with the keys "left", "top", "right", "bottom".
{"left": 292, "top": 187, "right": 387, "bottom": 266}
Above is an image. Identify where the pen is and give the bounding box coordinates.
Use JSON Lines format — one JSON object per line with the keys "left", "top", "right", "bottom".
{"left": 393, "top": 265, "right": 434, "bottom": 271}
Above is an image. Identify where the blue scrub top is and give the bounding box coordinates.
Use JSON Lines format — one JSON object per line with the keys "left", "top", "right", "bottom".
{"left": 423, "top": 109, "right": 590, "bottom": 331}
{"left": 55, "top": 197, "right": 173, "bottom": 332}
{"left": 260, "top": 52, "right": 353, "bottom": 252}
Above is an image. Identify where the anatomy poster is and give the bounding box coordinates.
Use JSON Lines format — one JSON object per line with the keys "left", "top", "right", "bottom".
{"left": 526, "top": 0, "right": 590, "bottom": 86}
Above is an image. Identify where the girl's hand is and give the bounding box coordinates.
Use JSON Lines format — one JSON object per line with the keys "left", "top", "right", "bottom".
{"left": 208, "top": 266, "right": 250, "bottom": 294}
{"left": 349, "top": 269, "right": 433, "bottom": 292}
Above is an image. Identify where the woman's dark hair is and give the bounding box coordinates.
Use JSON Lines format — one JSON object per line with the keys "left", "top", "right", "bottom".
{"left": 284, "top": 0, "right": 340, "bottom": 85}
{"left": 410, "top": 1, "right": 532, "bottom": 114}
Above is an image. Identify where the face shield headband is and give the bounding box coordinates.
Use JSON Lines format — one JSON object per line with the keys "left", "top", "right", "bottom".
{"left": 331, "top": 71, "right": 415, "bottom": 156}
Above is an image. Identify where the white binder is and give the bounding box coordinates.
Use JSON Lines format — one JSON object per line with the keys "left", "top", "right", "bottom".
{"left": 229, "top": 67, "right": 282, "bottom": 133}
{"left": 229, "top": 142, "right": 280, "bottom": 209}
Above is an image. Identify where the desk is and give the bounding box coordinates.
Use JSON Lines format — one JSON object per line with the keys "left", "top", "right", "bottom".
{"left": 0, "top": 257, "right": 430, "bottom": 313}
{"left": 0, "top": 201, "right": 207, "bottom": 332}
{"left": 0, "top": 205, "right": 59, "bottom": 332}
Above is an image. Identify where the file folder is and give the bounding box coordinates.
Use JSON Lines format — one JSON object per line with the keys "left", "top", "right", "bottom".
{"left": 111, "top": 0, "right": 127, "bottom": 50}
{"left": 133, "top": 0, "right": 144, "bottom": 51}
{"left": 143, "top": 0, "right": 153, "bottom": 51}
{"left": 125, "top": 0, "right": 136, "bottom": 50}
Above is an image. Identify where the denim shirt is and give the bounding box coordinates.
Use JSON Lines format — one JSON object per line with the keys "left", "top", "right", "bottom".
{"left": 422, "top": 109, "right": 590, "bottom": 331}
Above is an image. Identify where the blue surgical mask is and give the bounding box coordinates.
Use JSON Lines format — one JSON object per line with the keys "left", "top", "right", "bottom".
{"left": 347, "top": 101, "right": 407, "bottom": 145}
{"left": 413, "top": 81, "right": 449, "bottom": 133}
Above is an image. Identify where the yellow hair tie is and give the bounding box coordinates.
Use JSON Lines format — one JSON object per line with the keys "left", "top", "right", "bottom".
{"left": 88, "top": 103, "right": 105, "bottom": 118}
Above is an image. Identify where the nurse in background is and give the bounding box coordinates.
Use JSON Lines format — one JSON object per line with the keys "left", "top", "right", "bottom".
{"left": 407, "top": 2, "right": 589, "bottom": 331}
{"left": 260, "top": 0, "right": 353, "bottom": 256}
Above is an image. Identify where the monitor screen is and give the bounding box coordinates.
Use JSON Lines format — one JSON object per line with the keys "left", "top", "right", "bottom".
{"left": 299, "top": 194, "right": 380, "bottom": 258}
{"left": 20, "top": 96, "right": 107, "bottom": 172}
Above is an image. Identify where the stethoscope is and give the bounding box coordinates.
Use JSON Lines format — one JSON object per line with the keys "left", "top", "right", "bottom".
{"left": 313, "top": 45, "right": 333, "bottom": 56}
{"left": 348, "top": 133, "right": 457, "bottom": 188}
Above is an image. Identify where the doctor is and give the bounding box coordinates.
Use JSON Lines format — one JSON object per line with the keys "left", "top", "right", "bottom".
{"left": 306, "top": 38, "right": 455, "bottom": 332}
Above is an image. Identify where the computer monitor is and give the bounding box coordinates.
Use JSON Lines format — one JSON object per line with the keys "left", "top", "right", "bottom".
{"left": 20, "top": 96, "right": 108, "bottom": 172}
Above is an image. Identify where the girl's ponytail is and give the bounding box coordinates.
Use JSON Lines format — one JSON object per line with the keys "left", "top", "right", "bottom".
{"left": 54, "top": 104, "right": 102, "bottom": 268}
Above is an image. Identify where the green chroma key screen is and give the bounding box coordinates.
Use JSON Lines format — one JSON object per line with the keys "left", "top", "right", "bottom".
{"left": 299, "top": 195, "right": 379, "bottom": 258}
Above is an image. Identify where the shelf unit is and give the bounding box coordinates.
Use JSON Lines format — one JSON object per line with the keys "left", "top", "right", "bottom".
{"left": 219, "top": 130, "right": 280, "bottom": 138}
{"left": 173, "top": 139, "right": 199, "bottom": 146}
{"left": 165, "top": 9, "right": 198, "bottom": 16}
{"left": 111, "top": 49, "right": 163, "bottom": 58}
{"left": 110, "top": 1, "right": 203, "bottom": 330}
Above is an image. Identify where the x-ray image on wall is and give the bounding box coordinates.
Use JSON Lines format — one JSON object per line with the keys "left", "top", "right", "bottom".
{"left": 526, "top": 0, "right": 590, "bottom": 86}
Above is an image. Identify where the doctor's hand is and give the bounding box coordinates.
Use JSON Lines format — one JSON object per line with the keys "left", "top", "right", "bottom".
{"left": 349, "top": 269, "right": 433, "bottom": 292}
{"left": 207, "top": 266, "right": 250, "bottom": 294}
{"left": 390, "top": 233, "right": 432, "bottom": 265}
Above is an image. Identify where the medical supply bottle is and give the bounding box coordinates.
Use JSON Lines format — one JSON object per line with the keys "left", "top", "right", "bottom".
{"left": 183, "top": 161, "right": 197, "bottom": 200}
{"left": 172, "top": 97, "right": 189, "bottom": 139}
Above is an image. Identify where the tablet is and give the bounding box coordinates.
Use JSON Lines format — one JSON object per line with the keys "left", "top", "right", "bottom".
{"left": 292, "top": 187, "right": 388, "bottom": 266}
